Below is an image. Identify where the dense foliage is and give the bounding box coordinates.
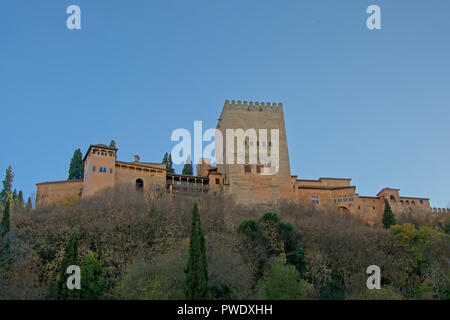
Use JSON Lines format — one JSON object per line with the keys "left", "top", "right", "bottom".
{"left": 0, "top": 185, "right": 448, "bottom": 300}
{"left": 52, "top": 232, "right": 80, "bottom": 300}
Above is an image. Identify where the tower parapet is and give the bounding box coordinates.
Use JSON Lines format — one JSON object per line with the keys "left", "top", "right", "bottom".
{"left": 224, "top": 100, "right": 283, "bottom": 112}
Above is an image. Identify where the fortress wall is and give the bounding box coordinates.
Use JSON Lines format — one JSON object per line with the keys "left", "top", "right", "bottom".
{"left": 356, "top": 197, "right": 384, "bottom": 223}
{"left": 36, "top": 180, "right": 83, "bottom": 206}
{"left": 396, "top": 197, "right": 430, "bottom": 209}
{"left": 296, "top": 187, "right": 358, "bottom": 210}
{"left": 432, "top": 207, "right": 450, "bottom": 214}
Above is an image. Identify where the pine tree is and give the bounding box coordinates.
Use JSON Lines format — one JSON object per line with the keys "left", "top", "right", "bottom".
{"left": 54, "top": 232, "right": 80, "bottom": 300}
{"left": 0, "top": 166, "right": 14, "bottom": 204}
{"left": 25, "top": 197, "right": 33, "bottom": 212}
{"left": 182, "top": 156, "right": 193, "bottom": 175}
{"left": 382, "top": 199, "right": 396, "bottom": 229}
{"left": 68, "top": 149, "right": 84, "bottom": 180}
{"left": 109, "top": 140, "right": 116, "bottom": 149}
{"left": 0, "top": 195, "right": 11, "bottom": 264}
{"left": 184, "top": 203, "right": 210, "bottom": 300}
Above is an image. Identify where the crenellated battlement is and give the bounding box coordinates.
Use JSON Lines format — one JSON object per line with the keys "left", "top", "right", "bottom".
{"left": 224, "top": 99, "right": 283, "bottom": 112}
{"left": 431, "top": 207, "right": 449, "bottom": 214}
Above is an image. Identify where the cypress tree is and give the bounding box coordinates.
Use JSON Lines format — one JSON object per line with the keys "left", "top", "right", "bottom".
{"left": 12, "top": 189, "right": 18, "bottom": 209}
{"left": 184, "top": 203, "right": 210, "bottom": 300}
{"left": 382, "top": 199, "right": 396, "bottom": 229}
{"left": 0, "top": 195, "right": 11, "bottom": 264}
{"left": 68, "top": 149, "right": 84, "bottom": 180}
{"left": 17, "top": 190, "right": 24, "bottom": 209}
{"left": 0, "top": 166, "right": 14, "bottom": 204}
{"left": 25, "top": 197, "right": 33, "bottom": 212}
{"left": 182, "top": 156, "right": 193, "bottom": 175}
{"left": 163, "top": 152, "right": 175, "bottom": 173}
{"left": 54, "top": 232, "right": 80, "bottom": 300}
{"left": 168, "top": 154, "right": 175, "bottom": 173}
{"left": 109, "top": 140, "right": 116, "bottom": 149}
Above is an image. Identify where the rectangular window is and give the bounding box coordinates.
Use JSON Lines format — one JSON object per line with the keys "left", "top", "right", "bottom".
{"left": 256, "top": 165, "right": 262, "bottom": 173}
{"left": 312, "top": 196, "right": 319, "bottom": 204}
{"left": 156, "top": 185, "right": 161, "bottom": 191}
{"left": 110, "top": 168, "right": 113, "bottom": 174}
{"left": 93, "top": 166, "right": 96, "bottom": 172}
{"left": 215, "top": 178, "right": 220, "bottom": 185}
{"left": 244, "top": 165, "right": 251, "bottom": 173}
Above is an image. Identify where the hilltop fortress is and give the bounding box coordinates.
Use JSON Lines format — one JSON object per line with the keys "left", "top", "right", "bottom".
{"left": 36, "top": 100, "right": 447, "bottom": 224}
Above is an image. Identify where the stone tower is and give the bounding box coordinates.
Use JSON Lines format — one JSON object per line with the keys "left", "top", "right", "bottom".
{"left": 82, "top": 144, "right": 117, "bottom": 197}
{"left": 215, "top": 100, "right": 295, "bottom": 204}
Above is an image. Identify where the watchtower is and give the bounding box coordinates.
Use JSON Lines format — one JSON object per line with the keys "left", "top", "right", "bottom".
{"left": 215, "top": 100, "right": 294, "bottom": 204}
{"left": 82, "top": 144, "right": 117, "bottom": 197}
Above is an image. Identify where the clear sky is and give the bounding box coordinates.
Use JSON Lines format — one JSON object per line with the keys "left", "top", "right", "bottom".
{"left": 1, "top": 0, "right": 449, "bottom": 208}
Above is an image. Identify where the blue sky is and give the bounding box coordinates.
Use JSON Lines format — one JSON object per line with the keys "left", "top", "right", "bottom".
{"left": 1, "top": 0, "right": 449, "bottom": 207}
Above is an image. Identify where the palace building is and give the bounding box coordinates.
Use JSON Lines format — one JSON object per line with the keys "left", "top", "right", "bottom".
{"left": 36, "top": 100, "right": 447, "bottom": 224}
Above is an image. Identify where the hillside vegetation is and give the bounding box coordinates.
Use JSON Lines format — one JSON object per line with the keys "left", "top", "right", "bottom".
{"left": 0, "top": 185, "right": 448, "bottom": 300}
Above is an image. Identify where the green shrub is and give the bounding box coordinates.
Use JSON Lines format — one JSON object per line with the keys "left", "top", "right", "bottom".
{"left": 257, "top": 254, "right": 307, "bottom": 300}
{"left": 239, "top": 219, "right": 264, "bottom": 241}
{"left": 261, "top": 212, "right": 280, "bottom": 223}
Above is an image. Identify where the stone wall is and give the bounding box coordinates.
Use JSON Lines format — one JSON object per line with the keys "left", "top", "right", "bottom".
{"left": 36, "top": 180, "right": 83, "bottom": 206}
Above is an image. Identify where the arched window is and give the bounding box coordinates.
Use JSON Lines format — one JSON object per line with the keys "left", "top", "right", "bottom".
{"left": 390, "top": 195, "right": 396, "bottom": 202}
{"left": 136, "top": 179, "right": 144, "bottom": 191}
